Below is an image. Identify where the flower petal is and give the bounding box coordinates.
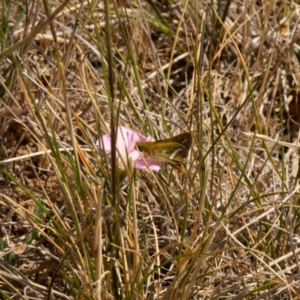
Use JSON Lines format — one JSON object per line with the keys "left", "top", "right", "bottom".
{"left": 135, "top": 158, "right": 161, "bottom": 171}
{"left": 96, "top": 134, "right": 112, "bottom": 153}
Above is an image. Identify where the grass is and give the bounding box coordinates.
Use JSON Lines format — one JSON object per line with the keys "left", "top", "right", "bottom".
{"left": 0, "top": 0, "right": 300, "bottom": 299}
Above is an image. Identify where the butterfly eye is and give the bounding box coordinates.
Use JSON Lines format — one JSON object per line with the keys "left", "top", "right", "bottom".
{"left": 136, "top": 144, "right": 144, "bottom": 151}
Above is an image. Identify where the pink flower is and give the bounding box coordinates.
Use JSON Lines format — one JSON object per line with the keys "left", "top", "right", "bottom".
{"left": 97, "top": 126, "right": 161, "bottom": 171}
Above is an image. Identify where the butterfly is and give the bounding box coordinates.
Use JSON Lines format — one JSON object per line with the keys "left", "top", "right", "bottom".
{"left": 135, "top": 132, "right": 192, "bottom": 172}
